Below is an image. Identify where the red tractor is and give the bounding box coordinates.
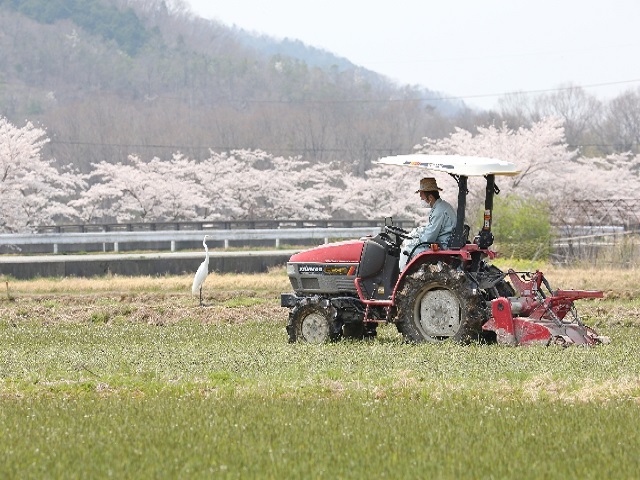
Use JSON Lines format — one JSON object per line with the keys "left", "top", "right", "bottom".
{"left": 280, "top": 155, "right": 607, "bottom": 346}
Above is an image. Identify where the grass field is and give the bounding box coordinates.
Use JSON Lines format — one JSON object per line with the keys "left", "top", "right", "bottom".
{"left": 1, "top": 264, "right": 640, "bottom": 479}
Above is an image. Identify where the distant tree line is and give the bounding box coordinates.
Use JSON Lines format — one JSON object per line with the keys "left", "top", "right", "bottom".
{"left": 494, "top": 85, "right": 640, "bottom": 157}
{"left": 2, "top": 114, "right": 639, "bottom": 234}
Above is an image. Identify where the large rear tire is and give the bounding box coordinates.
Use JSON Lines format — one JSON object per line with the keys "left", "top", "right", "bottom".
{"left": 395, "top": 262, "right": 486, "bottom": 343}
{"left": 287, "top": 300, "right": 342, "bottom": 343}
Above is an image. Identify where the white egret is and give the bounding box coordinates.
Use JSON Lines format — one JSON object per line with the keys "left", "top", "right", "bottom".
{"left": 191, "top": 234, "right": 211, "bottom": 306}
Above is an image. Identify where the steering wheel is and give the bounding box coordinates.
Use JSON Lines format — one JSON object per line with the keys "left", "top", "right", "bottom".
{"left": 385, "top": 225, "right": 412, "bottom": 240}
{"left": 378, "top": 232, "right": 396, "bottom": 247}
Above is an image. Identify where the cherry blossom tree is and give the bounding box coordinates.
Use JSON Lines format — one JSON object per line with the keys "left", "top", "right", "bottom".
{"left": 251, "top": 154, "right": 343, "bottom": 219}
{"left": 7, "top": 113, "right": 637, "bottom": 231}
{"left": 0, "top": 116, "right": 84, "bottom": 233}
{"left": 411, "top": 117, "right": 640, "bottom": 226}
{"left": 415, "top": 116, "right": 576, "bottom": 197}
{"left": 71, "top": 116, "right": 629, "bottom": 228}
{"left": 344, "top": 166, "right": 438, "bottom": 224}
{"left": 72, "top": 153, "right": 206, "bottom": 222}
{"left": 192, "top": 150, "right": 360, "bottom": 220}
{"left": 74, "top": 149, "right": 352, "bottom": 222}
{"left": 189, "top": 150, "right": 426, "bottom": 222}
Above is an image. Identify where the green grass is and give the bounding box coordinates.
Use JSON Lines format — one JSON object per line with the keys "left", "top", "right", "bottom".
{"left": 2, "top": 395, "right": 639, "bottom": 480}
{"left": 2, "top": 271, "right": 640, "bottom": 479}
{"left": 2, "top": 318, "right": 640, "bottom": 479}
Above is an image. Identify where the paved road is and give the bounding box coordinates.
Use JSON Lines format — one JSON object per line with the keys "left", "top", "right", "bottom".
{"left": 0, "top": 250, "right": 299, "bottom": 279}
{"left": 0, "top": 250, "right": 299, "bottom": 263}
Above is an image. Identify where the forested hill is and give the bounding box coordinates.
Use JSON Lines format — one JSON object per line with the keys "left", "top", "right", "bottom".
{"left": 0, "top": 0, "right": 464, "bottom": 174}
{"left": 0, "top": 0, "right": 148, "bottom": 55}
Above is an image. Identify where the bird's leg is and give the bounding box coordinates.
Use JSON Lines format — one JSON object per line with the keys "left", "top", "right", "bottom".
{"left": 199, "top": 287, "right": 204, "bottom": 306}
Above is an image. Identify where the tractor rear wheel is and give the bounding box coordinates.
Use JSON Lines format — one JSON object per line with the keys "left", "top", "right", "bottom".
{"left": 395, "top": 262, "right": 486, "bottom": 343}
{"left": 287, "top": 301, "right": 341, "bottom": 343}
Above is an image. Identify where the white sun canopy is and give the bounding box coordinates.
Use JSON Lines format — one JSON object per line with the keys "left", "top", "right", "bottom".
{"left": 376, "top": 154, "right": 520, "bottom": 177}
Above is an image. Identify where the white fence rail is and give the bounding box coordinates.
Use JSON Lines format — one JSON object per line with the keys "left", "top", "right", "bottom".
{"left": 550, "top": 230, "right": 640, "bottom": 265}
{"left": 0, "top": 227, "right": 383, "bottom": 254}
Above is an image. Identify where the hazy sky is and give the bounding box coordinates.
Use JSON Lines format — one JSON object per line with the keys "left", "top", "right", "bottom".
{"left": 185, "top": 1, "right": 640, "bottom": 110}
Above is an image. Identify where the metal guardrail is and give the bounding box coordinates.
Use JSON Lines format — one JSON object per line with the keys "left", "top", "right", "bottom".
{"left": 37, "top": 219, "right": 415, "bottom": 233}
{"left": 0, "top": 227, "right": 383, "bottom": 254}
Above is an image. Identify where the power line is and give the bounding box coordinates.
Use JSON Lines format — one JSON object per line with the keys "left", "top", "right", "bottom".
{"left": 49, "top": 139, "right": 402, "bottom": 154}
{"left": 50, "top": 139, "right": 638, "bottom": 154}
{"left": 569, "top": 142, "right": 640, "bottom": 149}
{"left": 433, "top": 78, "right": 640, "bottom": 102}
{"left": 5, "top": 77, "right": 640, "bottom": 106}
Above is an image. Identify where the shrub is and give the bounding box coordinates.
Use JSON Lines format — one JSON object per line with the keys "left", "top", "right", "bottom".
{"left": 488, "top": 194, "right": 552, "bottom": 260}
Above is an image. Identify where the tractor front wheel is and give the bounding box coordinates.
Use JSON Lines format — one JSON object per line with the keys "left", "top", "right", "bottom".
{"left": 287, "top": 301, "right": 341, "bottom": 343}
{"left": 395, "top": 262, "right": 486, "bottom": 343}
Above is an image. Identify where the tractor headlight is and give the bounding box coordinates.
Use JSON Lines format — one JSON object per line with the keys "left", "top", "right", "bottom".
{"left": 286, "top": 263, "right": 297, "bottom": 276}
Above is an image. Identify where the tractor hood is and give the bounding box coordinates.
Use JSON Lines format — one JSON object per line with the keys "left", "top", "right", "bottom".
{"left": 289, "top": 239, "right": 365, "bottom": 264}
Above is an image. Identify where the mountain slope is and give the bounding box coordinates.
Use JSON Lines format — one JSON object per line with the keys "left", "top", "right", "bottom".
{"left": 0, "top": 0, "right": 465, "bottom": 174}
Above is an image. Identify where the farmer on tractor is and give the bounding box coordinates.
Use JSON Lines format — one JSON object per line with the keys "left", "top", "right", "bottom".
{"left": 398, "top": 177, "right": 457, "bottom": 271}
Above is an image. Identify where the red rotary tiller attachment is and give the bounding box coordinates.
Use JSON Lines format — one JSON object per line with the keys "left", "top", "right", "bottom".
{"left": 482, "top": 270, "right": 609, "bottom": 346}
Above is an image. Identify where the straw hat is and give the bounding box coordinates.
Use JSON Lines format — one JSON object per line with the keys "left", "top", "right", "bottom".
{"left": 415, "top": 177, "right": 442, "bottom": 193}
